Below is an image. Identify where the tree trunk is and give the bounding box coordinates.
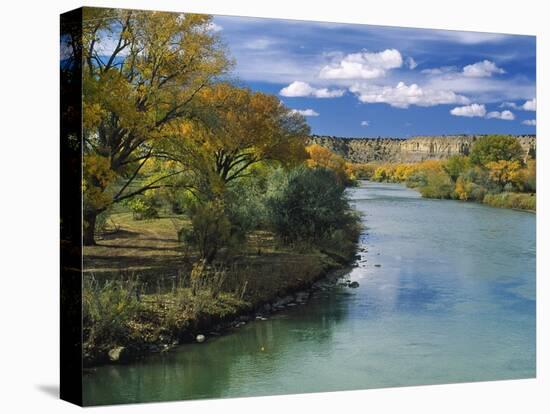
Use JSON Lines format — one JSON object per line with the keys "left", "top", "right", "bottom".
{"left": 83, "top": 210, "right": 98, "bottom": 246}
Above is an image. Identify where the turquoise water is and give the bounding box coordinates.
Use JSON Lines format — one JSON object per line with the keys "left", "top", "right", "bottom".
{"left": 83, "top": 181, "right": 536, "bottom": 405}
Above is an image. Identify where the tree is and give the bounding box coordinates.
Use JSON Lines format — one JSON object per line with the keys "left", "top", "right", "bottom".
{"left": 267, "top": 167, "right": 359, "bottom": 246}
{"left": 444, "top": 155, "right": 469, "bottom": 182}
{"left": 80, "top": 9, "right": 231, "bottom": 244}
{"left": 417, "top": 170, "right": 454, "bottom": 199}
{"left": 305, "top": 144, "right": 350, "bottom": 184}
{"left": 469, "top": 135, "right": 524, "bottom": 166}
{"left": 486, "top": 160, "right": 522, "bottom": 189}
{"left": 161, "top": 83, "right": 309, "bottom": 198}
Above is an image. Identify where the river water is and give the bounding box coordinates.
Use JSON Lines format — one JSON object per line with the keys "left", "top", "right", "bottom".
{"left": 83, "top": 181, "right": 536, "bottom": 405}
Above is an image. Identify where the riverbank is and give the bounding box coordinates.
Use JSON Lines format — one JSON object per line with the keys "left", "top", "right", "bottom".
{"left": 482, "top": 191, "right": 536, "bottom": 211}
{"left": 83, "top": 213, "right": 360, "bottom": 367}
{"left": 84, "top": 255, "right": 356, "bottom": 367}
{"left": 347, "top": 136, "right": 536, "bottom": 212}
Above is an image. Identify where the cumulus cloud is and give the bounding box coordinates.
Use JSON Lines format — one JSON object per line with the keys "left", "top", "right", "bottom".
{"left": 319, "top": 49, "right": 403, "bottom": 80}
{"left": 500, "top": 98, "right": 536, "bottom": 111}
{"left": 290, "top": 108, "right": 319, "bottom": 117}
{"left": 462, "top": 60, "right": 505, "bottom": 77}
{"left": 407, "top": 57, "right": 418, "bottom": 70}
{"left": 522, "top": 98, "right": 536, "bottom": 111}
{"left": 350, "top": 81, "right": 470, "bottom": 108}
{"left": 522, "top": 119, "right": 536, "bottom": 126}
{"left": 450, "top": 103, "right": 487, "bottom": 117}
{"left": 280, "top": 81, "right": 345, "bottom": 98}
{"left": 486, "top": 110, "right": 515, "bottom": 120}
{"left": 360, "top": 120, "right": 370, "bottom": 127}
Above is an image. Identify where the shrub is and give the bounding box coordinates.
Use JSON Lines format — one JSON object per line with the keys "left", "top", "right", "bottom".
{"left": 94, "top": 209, "right": 111, "bottom": 236}
{"left": 83, "top": 276, "right": 143, "bottom": 349}
{"left": 178, "top": 200, "right": 233, "bottom": 263}
{"left": 372, "top": 164, "right": 396, "bottom": 182}
{"left": 267, "top": 167, "right": 360, "bottom": 251}
{"left": 348, "top": 163, "right": 378, "bottom": 180}
{"left": 417, "top": 170, "right": 454, "bottom": 199}
{"left": 223, "top": 174, "right": 269, "bottom": 234}
{"left": 483, "top": 192, "right": 536, "bottom": 211}
{"left": 454, "top": 176, "right": 486, "bottom": 202}
{"left": 523, "top": 159, "right": 536, "bottom": 192}
{"left": 189, "top": 260, "right": 228, "bottom": 298}
{"left": 125, "top": 194, "right": 160, "bottom": 220}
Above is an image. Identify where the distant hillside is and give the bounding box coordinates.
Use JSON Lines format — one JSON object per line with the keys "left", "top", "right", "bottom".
{"left": 307, "top": 135, "right": 536, "bottom": 163}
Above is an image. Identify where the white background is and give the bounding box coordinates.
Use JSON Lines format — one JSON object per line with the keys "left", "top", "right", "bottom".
{"left": 0, "top": 0, "right": 547, "bottom": 412}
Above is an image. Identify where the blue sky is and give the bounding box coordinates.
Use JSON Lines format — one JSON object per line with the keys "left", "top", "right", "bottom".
{"left": 212, "top": 15, "right": 536, "bottom": 138}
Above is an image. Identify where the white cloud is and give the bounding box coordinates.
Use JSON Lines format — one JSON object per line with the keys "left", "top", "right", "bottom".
{"left": 500, "top": 98, "right": 536, "bottom": 111}
{"left": 244, "top": 38, "right": 277, "bottom": 50}
{"left": 522, "top": 119, "right": 536, "bottom": 126}
{"left": 522, "top": 98, "right": 536, "bottom": 111}
{"left": 319, "top": 49, "right": 403, "bottom": 80}
{"left": 463, "top": 60, "right": 505, "bottom": 77}
{"left": 205, "top": 22, "right": 223, "bottom": 32}
{"left": 432, "top": 31, "right": 510, "bottom": 45}
{"left": 290, "top": 108, "right": 319, "bottom": 117}
{"left": 350, "top": 81, "right": 470, "bottom": 108}
{"left": 421, "top": 66, "right": 457, "bottom": 76}
{"left": 407, "top": 57, "right": 417, "bottom": 70}
{"left": 500, "top": 101, "right": 519, "bottom": 109}
{"left": 425, "top": 74, "right": 534, "bottom": 103}
{"left": 486, "top": 110, "right": 515, "bottom": 120}
{"left": 280, "top": 81, "right": 345, "bottom": 98}
{"left": 450, "top": 103, "right": 487, "bottom": 117}
{"left": 360, "top": 121, "right": 370, "bottom": 127}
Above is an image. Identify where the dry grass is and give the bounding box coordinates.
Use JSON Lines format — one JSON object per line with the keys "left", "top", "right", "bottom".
{"left": 83, "top": 212, "right": 190, "bottom": 276}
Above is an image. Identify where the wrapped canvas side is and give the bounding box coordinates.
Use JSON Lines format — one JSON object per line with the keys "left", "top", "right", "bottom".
{"left": 60, "top": 7, "right": 83, "bottom": 407}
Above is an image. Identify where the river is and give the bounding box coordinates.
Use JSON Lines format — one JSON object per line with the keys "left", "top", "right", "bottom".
{"left": 83, "top": 181, "right": 536, "bottom": 405}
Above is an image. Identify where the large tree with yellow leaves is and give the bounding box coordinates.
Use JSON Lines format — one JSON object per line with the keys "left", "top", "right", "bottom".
{"left": 159, "top": 83, "right": 310, "bottom": 199}
{"left": 78, "top": 8, "right": 231, "bottom": 244}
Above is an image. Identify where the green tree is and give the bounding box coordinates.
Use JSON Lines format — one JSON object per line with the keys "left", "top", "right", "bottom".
{"left": 80, "top": 9, "right": 231, "bottom": 244}
{"left": 469, "top": 135, "right": 524, "bottom": 166}
{"left": 267, "top": 167, "right": 359, "bottom": 247}
{"left": 444, "top": 155, "right": 469, "bottom": 182}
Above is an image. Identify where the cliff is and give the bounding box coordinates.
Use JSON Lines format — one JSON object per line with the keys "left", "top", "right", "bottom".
{"left": 307, "top": 135, "right": 536, "bottom": 163}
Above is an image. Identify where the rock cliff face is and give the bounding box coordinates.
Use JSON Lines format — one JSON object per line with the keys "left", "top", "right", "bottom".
{"left": 307, "top": 135, "right": 536, "bottom": 163}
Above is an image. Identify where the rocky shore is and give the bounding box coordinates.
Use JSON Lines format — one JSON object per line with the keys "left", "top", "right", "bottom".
{"left": 84, "top": 251, "right": 362, "bottom": 369}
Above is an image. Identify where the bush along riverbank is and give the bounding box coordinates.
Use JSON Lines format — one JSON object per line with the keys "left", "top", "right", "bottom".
{"left": 353, "top": 135, "right": 536, "bottom": 212}
{"left": 83, "top": 166, "right": 362, "bottom": 367}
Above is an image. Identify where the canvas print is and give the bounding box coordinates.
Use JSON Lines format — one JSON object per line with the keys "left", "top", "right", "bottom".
{"left": 60, "top": 6, "right": 536, "bottom": 406}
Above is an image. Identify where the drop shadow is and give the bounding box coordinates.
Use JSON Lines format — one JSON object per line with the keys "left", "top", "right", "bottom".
{"left": 36, "top": 384, "right": 59, "bottom": 399}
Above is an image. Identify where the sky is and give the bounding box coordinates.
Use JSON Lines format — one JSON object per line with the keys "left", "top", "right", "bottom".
{"left": 211, "top": 15, "right": 536, "bottom": 138}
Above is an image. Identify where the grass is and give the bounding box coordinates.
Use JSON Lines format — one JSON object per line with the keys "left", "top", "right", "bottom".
{"left": 84, "top": 212, "right": 190, "bottom": 278}
{"left": 483, "top": 192, "right": 536, "bottom": 211}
